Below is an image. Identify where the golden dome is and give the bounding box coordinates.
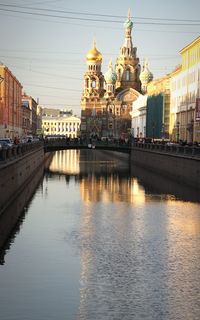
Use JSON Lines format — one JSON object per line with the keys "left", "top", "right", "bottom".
{"left": 86, "top": 39, "right": 102, "bottom": 62}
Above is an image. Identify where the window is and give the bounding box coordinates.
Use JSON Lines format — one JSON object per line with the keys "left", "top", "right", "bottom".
{"left": 92, "top": 79, "right": 96, "bottom": 88}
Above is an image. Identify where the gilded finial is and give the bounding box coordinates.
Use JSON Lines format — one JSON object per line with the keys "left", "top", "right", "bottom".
{"left": 93, "top": 36, "right": 96, "bottom": 48}
{"left": 109, "top": 59, "right": 113, "bottom": 69}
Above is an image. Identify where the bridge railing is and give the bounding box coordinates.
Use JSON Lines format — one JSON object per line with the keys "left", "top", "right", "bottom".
{"left": 133, "top": 142, "right": 200, "bottom": 158}
{"left": 44, "top": 138, "right": 131, "bottom": 151}
{"left": 0, "top": 141, "right": 43, "bottom": 163}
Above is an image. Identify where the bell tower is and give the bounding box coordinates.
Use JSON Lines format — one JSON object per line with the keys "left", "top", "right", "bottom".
{"left": 81, "top": 39, "right": 105, "bottom": 138}
{"left": 81, "top": 39, "right": 104, "bottom": 102}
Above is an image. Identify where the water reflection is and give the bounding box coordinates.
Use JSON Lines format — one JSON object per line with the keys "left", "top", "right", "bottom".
{"left": 47, "top": 149, "right": 200, "bottom": 204}
{"left": 0, "top": 150, "right": 200, "bottom": 320}
{"left": 47, "top": 150, "right": 200, "bottom": 319}
{"left": 0, "top": 165, "right": 45, "bottom": 259}
{"left": 132, "top": 165, "right": 200, "bottom": 203}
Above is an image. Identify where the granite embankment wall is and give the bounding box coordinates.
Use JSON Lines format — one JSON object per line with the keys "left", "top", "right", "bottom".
{"left": 131, "top": 146, "right": 200, "bottom": 189}
{"left": 0, "top": 146, "right": 53, "bottom": 249}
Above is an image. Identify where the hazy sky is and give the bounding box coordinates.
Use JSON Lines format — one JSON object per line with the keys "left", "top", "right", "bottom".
{"left": 0, "top": 0, "right": 199, "bottom": 115}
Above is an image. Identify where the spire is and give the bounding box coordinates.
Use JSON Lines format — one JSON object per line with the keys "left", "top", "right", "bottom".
{"left": 108, "top": 59, "right": 113, "bottom": 69}
{"left": 144, "top": 58, "right": 149, "bottom": 69}
{"left": 128, "top": 8, "right": 131, "bottom": 20}
{"left": 124, "top": 8, "right": 133, "bottom": 31}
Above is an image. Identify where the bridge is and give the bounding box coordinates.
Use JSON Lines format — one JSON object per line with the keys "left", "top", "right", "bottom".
{"left": 43, "top": 138, "right": 131, "bottom": 153}
{"left": 1, "top": 139, "right": 200, "bottom": 163}
{"left": 0, "top": 139, "right": 131, "bottom": 164}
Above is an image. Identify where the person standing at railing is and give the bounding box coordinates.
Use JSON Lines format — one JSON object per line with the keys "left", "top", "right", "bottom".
{"left": 14, "top": 137, "right": 19, "bottom": 145}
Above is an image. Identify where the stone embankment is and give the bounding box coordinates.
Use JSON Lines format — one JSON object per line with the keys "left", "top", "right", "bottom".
{"left": 131, "top": 143, "right": 200, "bottom": 189}
{"left": 0, "top": 142, "right": 53, "bottom": 248}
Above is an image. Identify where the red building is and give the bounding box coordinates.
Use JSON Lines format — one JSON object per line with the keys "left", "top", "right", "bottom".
{"left": 0, "top": 64, "right": 23, "bottom": 138}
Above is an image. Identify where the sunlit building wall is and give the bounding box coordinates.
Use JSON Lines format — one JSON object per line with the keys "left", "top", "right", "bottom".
{"left": 170, "top": 36, "right": 200, "bottom": 142}
{"left": 0, "top": 64, "right": 23, "bottom": 138}
{"left": 130, "top": 94, "right": 147, "bottom": 138}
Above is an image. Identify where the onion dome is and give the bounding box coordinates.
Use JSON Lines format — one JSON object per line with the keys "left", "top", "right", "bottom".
{"left": 104, "top": 60, "right": 117, "bottom": 83}
{"left": 124, "top": 8, "right": 133, "bottom": 30}
{"left": 140, "top": 60, "right": 153, "bottom": 84}
{"left": 86, "top": 39, "right": 102, "bottom": 62}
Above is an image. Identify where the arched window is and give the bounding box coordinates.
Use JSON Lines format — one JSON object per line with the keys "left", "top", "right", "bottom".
{"left": 92, "top": 79, "right": 96, "bottom": 88}
{"left": 126, "top": 69, "right": 130, "bottom": 81}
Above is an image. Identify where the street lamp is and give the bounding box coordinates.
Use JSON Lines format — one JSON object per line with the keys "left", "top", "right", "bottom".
{"left": 161, "top": 123, "right": 165, "bottom": 139}
{"left": 176, "top": 121, "right": 180, "bottom": 143}
{"left": 187, "top": 119, "right": 194, "bottom": 143}
{"left": 190, "top": 119, "right": 194, "bottom": 143}
{"left": 152, "top": 121, "right": 155, "bottom": 142}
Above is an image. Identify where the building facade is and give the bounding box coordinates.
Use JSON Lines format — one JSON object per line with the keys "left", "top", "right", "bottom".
{"left": 42, "top": 115, "right": 81, "bottom": 138}
{"left": 21, "top": 100, "right": 32, "bottom": 136}
{"left": 81, "top": 10, "right": 142, "bottom": 139}
{"left": 0, "top": 64, "right": 23, "bottom": 138}
{"left": 170, "top": 36, "right": 200, "bottom": 142}
{"left": 22, "top": 94, "right": 38, "bottom": 136}
{"left": 146, "top": 76, "right": 170, "bottom": 139}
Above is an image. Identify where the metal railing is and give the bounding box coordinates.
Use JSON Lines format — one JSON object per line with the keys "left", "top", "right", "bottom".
{"left": 2, "top": 139, "right": 199, "bottom": 164}
{"left": 133, "top": 142, "right": 200, "bottom": 158}
{"left": 0, "top": 141, "right": 43, "bottom": 163}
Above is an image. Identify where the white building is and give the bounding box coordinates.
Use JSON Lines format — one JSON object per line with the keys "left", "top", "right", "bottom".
{"left": 42, "top": 115, "right": 81, "bottom": 138}
{"left": 130, "top": 60, "right": 153, "bottom": 139}
{"left": 130, "top": 94, "right": 147, "bottom": 138}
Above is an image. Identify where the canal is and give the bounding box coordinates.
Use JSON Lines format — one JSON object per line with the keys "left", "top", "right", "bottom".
{"left": 0, "top": 149, "right": 200, "bottom": 320}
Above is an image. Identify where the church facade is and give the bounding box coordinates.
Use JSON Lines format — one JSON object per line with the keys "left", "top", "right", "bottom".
{"left": 80, "top": 11, "right": 143, "bottom": 139}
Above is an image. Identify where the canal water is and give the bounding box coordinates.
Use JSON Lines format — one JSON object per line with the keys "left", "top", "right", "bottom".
{"left": 0, "top": 149, "right": 200, "bottom": 320}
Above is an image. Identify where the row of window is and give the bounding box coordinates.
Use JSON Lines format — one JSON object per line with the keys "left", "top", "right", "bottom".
{"left": 171, "top": 91, "right": 198, "bottom": 107}
{"left": 84, "top": 69, "right": 130, "bottom": 89}
{"left": 44, "top": 128, "right": 77, "bottom": 132}
{"left": 43, "top": 122, "right": 80, "bottom": 127}
{"left": 171, "top": 69, "right": 200, "bottom": 90}
{"left": 88, "top": 64, "right": 101, "bottom": 72}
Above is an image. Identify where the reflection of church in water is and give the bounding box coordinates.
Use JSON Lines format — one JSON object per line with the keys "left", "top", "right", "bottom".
{"left": 81, "top": 10, "right": 142, "bottom": 139}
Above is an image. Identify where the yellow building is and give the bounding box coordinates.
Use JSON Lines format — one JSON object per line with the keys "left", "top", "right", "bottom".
{"left": 42, "top": 115, "right": 81, "bottom": 138}
{"left": 170, "top": 36, "right": 200, "bottom": 142}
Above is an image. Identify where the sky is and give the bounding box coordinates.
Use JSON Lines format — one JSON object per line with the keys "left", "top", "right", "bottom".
{"left": 0, "top": 0, "right": 200, "bottom": 116}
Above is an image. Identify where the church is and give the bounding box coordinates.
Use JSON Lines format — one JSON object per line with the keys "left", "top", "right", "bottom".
{"left": 80, "top": 10, "right": 152, "bottom": 139}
